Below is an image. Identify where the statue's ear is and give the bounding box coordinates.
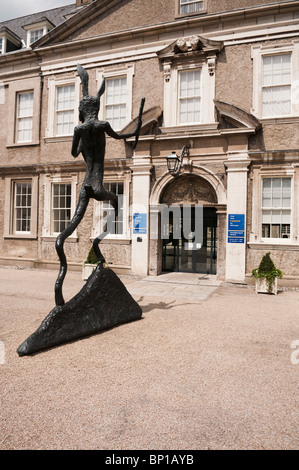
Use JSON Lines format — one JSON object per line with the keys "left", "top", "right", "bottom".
{"left": 77, "top": 63, "right": 89, "bottom": 97}
{"left": 97, "top": 76, "right": 105, "bottom": 100}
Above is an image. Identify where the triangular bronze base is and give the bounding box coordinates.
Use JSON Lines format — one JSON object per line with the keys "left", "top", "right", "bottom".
{"left": 17, "top": 265, "right": 142, "bottom": 357}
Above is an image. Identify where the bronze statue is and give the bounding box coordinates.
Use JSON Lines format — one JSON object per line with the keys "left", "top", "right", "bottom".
{"left": 55, "top": 64, "right": 145, "bottom": 306}
{"left": 17, "top": 64, "right": 144, "bottom": 356}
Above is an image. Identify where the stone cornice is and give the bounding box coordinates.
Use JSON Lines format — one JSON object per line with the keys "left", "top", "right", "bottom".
{"left": 1, "top": 1, "right": 299, "bottom": 71}
{"left": 32, "top": 1, "right": 299, "bottom": 54}
{"left": 0, "top": 158, "right": 133, "bottom": 175}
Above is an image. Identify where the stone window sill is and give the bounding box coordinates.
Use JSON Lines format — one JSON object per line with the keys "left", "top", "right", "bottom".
{"left": 175, "top": 10, "right": 207, "bottom": 20}
{"left": 42, "top": 236, "right": 78, "bottom": 243}
{"left": 6, "top": 141, "right": 40, "bottom": 148}
{"left": 44, "top": 136, "right": 73, "bottom": 144}
{"left": 248, "top": 241, "right": 299, "bottom": 250}
{"left": 4, "top": 234, "right": 37, "bottom": 239}
{"left": 90, "top": 238, "right": 131, "bottom": 245}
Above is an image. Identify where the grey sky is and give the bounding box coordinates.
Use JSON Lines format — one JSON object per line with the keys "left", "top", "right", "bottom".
{"left": 0, "top": 0, "right": 75, "bottom": 22}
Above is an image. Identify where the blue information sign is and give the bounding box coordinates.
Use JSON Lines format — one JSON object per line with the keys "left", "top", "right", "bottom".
{"left": 228, "top": 214, "right": 245, "bottom": 231}
{"left": 228, "top": 214, "right": 245, "bottom": 244}
{"left": 133, "top": 213, "right": 147, "bottom": 234}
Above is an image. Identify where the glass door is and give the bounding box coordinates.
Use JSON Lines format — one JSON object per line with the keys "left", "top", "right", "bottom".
{"left": 162, "top": 207, "right": 217, "bottom": 274}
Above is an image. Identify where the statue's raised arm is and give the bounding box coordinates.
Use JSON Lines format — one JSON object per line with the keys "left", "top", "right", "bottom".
{"left": 105, "top": 97, "right": 145, "bottom": 148}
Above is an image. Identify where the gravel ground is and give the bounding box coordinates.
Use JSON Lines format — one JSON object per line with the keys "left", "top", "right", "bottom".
{"left": 0, "top": 266, "right": 298, "bottom": 450}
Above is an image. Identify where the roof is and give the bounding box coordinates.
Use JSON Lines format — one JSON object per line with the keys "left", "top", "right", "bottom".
{"left": 0, "top": 3, "right": 78, "bottom": 44}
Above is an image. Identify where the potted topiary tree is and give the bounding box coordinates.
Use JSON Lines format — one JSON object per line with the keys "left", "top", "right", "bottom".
{"left": 251, "top": 252, "right": 283, "bottom": 295}
{"left": 82, "top": 245, "right": 98, "bottom": 280}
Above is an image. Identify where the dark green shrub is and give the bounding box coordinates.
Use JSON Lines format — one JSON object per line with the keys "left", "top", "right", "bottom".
{"left": 85, "top": 245, "right": 98, "bottom": 264}
{"left": 257, "top": 252, "right": 276, "bottom": 274}
{"left": 252, "top": 252, "right": 282, "bottom": 292}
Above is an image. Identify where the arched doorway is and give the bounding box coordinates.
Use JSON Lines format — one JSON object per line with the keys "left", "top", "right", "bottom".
{"left": 160, "top": 174, "right": 218, "bottom": 274}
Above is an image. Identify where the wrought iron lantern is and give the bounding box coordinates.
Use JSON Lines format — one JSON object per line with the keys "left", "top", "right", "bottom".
{"left": 166, "top": 145, "right": 189, "bottom": 176}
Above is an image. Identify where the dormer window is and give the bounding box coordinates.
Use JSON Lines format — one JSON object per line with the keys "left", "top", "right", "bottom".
{"left": 23, "top": 19, "right": 54, "bottom": 48}
{"left": 0, "top": 27, "right": 21, "bottom": 54}
{"left": 29, "top": 28, "right": 44, "bottom": 45}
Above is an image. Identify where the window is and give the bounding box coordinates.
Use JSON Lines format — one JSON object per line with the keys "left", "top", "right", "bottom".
{"left": 13, "top": 181, "right": 31, "bottom": 233}
{"left": 180, "top": 0, "right": 204, "bottom": 14}
{"left": 102, "top": 182, "right": 124, "bottom": 235}
{"left": 178, "top": 69, "right": 201, "bottom": 124}
{"left": 92, "top": 177, "right": 130, "bottom": 240}
{"left": 46, "top": 77, "right": 80, "bottom": 139}
{"left": 105, "top": 76, "right": 127, "bottom": 130}
{"left": 4, "top": 176, "right": 38, "bottom": 239}
{"left": 161, "top": 58, "right": 216, "bottom": 128}
{"left": 23, "top": 20, "right": 53, "bottom": 47}
{"left": 7, "top": 78, "right": 40, "bottom": 147}
{"left": 16, "top": 91, "right": 34, "bottom": 143}
{"left": 42, "top": 174, "right": 77, "bottom": 240}
{"left": 30, "top": 29, "right": 44, "bottom": 45}
{"left": 262, "top": 54, "right": 291, "bottom": 117}
{"left": 97, "top": 66, "right": 134, "bottom": 131}
{"left": 262, "top": 178, "right": 291, "bottom": 239}
{"left": 51, "top": 183, "right": 72, "bottom": 234}
{"left": 251, "top": 44, "right": 299, "bottom": 119}
{"left": 0, "top": 32, "right": 21, "bottom": 54}
{"left": 55, "top": 84, "right": 75, "bottom": 136}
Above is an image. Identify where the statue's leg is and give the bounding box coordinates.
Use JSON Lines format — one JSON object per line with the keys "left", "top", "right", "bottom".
{"left": 55, "top": 189, "right": 89, "bottom": 306}
{"left": 92, "top": 190, "right": 118, "bottom": 263}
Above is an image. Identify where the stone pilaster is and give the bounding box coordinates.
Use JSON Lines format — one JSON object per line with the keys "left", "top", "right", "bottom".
{"left": 224, "top": 155, "right": 251, "bottom": 282}
{"left": 130, "top": 155, "right": 153, "bottom": 276}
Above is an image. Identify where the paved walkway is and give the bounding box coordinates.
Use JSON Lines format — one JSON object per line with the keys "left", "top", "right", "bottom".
{"left": 0, "top": 266, "right": 298, "bottom": 450}
{"left": 122, "top": 272, "right": 221, "bottom": 301}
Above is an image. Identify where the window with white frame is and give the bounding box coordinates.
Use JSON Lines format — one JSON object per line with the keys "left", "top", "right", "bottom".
{"left": 42, "top": 174, "right": 77, "bottom": 240}
{"left": 105, "top": 76, "right": 127, "bottom": 130}
{"left": 162, "top": 58, "right": 215, "bottom": 128}
{"left": 252, "top": 43, "right": 299, "bottom": 119}
{"left": 51, "top": 183, "right": 72, "bottom": 234}
{"left": 4, "top": 176, "right": 38, "bottom": 239}
{"left": 46, "top": 77, "right": 80, "bottom": 139}
{"left": 7, "top": 78, "right": 40, "bottom": 147}
{"left": 97, "top": 66, "right": 134, "bottom": 131}
{"left": 24, "top": 21, "right": 52, "bottom": 47}
{"left": 92, "top": 179, "right": 129, "bottom": 240}
{"left": 102, "top": 182, "right": 124, "bottom": 235}
{"left": 30, "top": 28, "right": 44, "bottom": 45}
{"left": 178, "top": 69, "right": 201, "bottom": 124}
{"left": 16, "top": 91, "right": 34, "bottom": 143}
{"left": 13, "top": 181, "right": 32, "bottom": 234}
{"left": 180, "top": 0, "right": 204, "bottom": 14}
{"left": 262, "top": 177, "right": 291, "bottom": 239}
{"left": 55, "top": 84, "right": 75, "bottom": 136}
{"left": 0, "top": 38, "right": 3, "bottom": 54}
{"left": 262, "top": 54, "right": 292, "bottom": 117}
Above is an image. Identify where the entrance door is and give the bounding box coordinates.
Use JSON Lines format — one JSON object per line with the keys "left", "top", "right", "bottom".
{"left": 162, "top": 207, "right": 217, "bottom": 274}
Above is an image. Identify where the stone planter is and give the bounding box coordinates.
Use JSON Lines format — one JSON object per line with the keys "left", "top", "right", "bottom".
{"left": 255, "top": 276, "right": 278, "bottom": 295}
{"left": 82, "top": 263, "right": 97, "bottom": 281}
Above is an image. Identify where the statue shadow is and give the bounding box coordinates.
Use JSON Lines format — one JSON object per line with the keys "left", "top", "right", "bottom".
{"left": 136, "top": 296, "right": 199, "bottom": 313}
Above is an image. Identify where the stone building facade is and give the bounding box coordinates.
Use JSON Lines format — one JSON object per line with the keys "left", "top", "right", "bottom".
{"left": 1, "top": 0, "right": 299, "bottom": 284}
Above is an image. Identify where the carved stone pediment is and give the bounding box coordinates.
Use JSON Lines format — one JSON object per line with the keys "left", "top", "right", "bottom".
{"left": 157, "top": 35, "right": 223, "bottom": 61}
{"left": 160, "top": 175, "right": 217, "bottom": 205}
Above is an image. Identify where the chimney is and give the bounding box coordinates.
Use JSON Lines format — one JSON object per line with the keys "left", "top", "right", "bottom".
{"left": 76, "top": 0, "right": 94, "bottom": 6}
